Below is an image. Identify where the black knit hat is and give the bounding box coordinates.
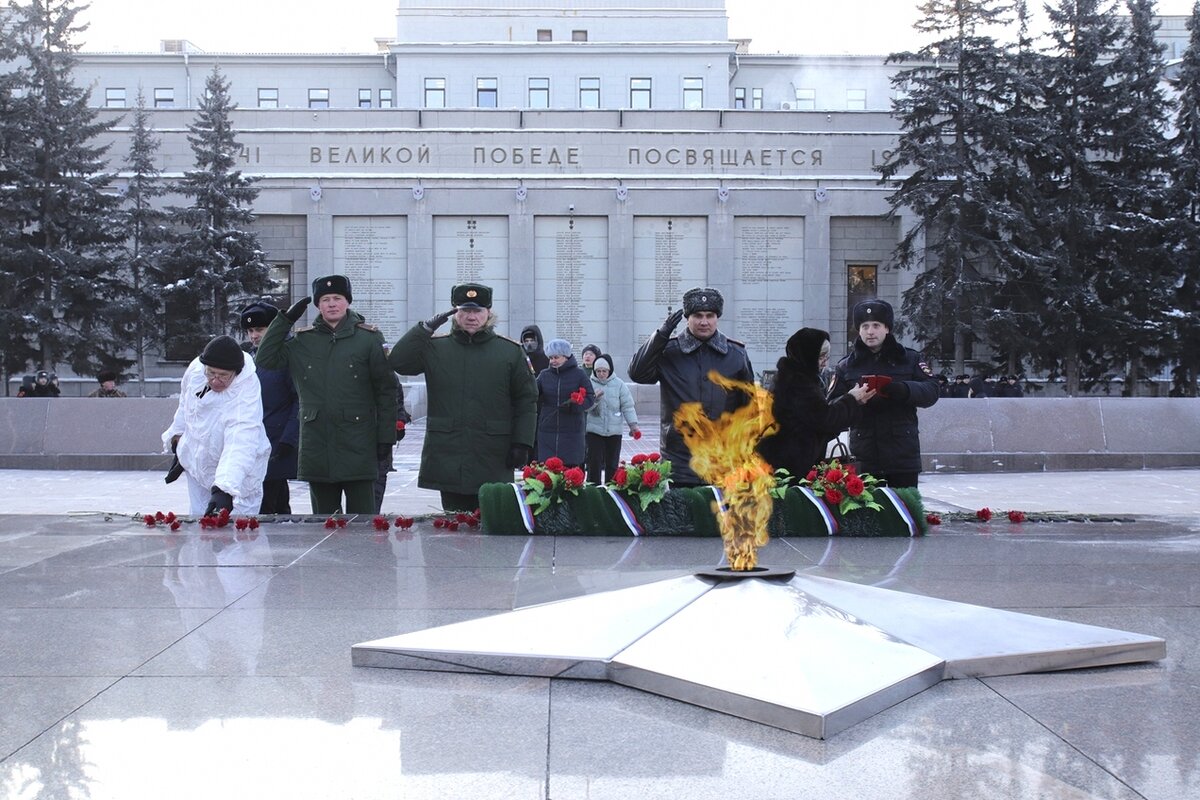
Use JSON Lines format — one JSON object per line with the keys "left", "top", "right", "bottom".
{"left": 239, "top": 300, "right": 279, "bottom": 329}
{"left": 199, "top": 335, "right": 245, "bottom": 373}
{"left": 97, "top": 370, "right": 119, "bottom": 384}
{"left": 852, "top": 299, "right": 894, "bottom": 329}
{"left": 312, "top": 274, "right": 353, "bottom": 304}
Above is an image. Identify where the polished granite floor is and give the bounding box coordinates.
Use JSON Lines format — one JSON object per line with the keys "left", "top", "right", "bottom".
{"left": 1, "top": 506, "right": 1198, "bottom": 800}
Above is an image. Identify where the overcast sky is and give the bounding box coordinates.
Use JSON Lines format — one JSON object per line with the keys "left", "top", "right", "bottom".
{"left": 74, "top": 1, "right": 1200, "bottom": 56}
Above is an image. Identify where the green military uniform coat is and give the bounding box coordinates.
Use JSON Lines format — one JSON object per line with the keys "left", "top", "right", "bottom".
{"left": 389, "top": 322, "right": 536, "bottom": 494}
{"left": 256, "top": 310, "right": 397, "bottom": 483}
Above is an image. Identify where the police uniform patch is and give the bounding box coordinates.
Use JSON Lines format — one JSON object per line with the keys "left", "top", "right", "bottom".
{"left": 918, "top": 361, "right": 933, "bottom": 376}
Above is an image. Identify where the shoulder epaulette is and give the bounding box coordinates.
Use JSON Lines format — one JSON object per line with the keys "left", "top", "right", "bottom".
{"left": 356, "top": 322, "right": 380, "bottom": 332}
{"left": 497, "top": 334, "right": 524, "bottom": 348}
{"left": 295, "top": 325, "right": 315, "bottom": 334}
{"left": 726, "top": 337, "right": 746, "bottom": 347}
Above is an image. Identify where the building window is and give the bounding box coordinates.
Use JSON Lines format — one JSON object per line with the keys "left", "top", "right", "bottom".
{"left": 579, "top": 77, "right": 600, "bottom": 109}
{"left": 266, "top": 263, "right": 292, "bottom": 309}
{"left": 308, "top": 88, "right": 330, "bottom": 109}
{"left": 153, "top": 88, "right": 174, "bottom": 108}
{"left": 683, "top": 77, "right": 703, "bottom": 109}
{"left": 734, "top": 87, "right": 746, "bottom": 109}
{"left": 572, "top": 30, "right": 588, "bottom": 42}
{"left": 794, "top": 88, "right": 815, "bottom": 110}
{"left": 751, "top": 88, "right": 763, "bottom": 110}
{"left": 424, "top": 78, "right": 446, "bottom": 108}
{"left": 258, "top": 88, "right": 279, "bottom": 108}
{"left": 379, "top": 88, "right": 394, "bottom": 108}
{"left": 630, "top": 78, "right": 651, "bottom": 109}
{"left": 846, "top": 89, "right": 867, "bottom": 110}
{"left": 528, "top": 77, "right": 550, "bottom": 109}
{"left": 537, "top": 29, "right": 552, "bottom": 41}
{"left": 476, "top": 77, "right": 498, "bottom": 108}
{"left": 358, "top": 89, "right": 372, "bottom": 108}
{"left": 105, "top": 88, "right": 125, "bottom": 108}
{"left": 847, "top": 265, "right": 879, "bottom": 344}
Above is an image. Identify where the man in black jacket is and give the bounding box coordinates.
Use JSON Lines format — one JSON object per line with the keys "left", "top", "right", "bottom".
{"left": 628, "top": 287, "right": 754, "bottom": 486}
{"left": 828, "top": 299, "right": 939, "bottom": 488}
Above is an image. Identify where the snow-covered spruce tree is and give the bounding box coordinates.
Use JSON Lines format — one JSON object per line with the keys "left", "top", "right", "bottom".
{"left": 0, "top": 0, "right": 124, "bottom": 383}
{"left": 881, "top": 0, "right": 1022, "bottom": 375}
{"left": 1024, "top": 0, "right": 1127, "bottom": 394}
{"left": 161, "top": 65, "right": 268, "bottom": 360}
{"left": 1166, "top": 1, "right": 1200, "bottom": 396}
{"left": 1093, "top": 0, "right": 1176, "bottom": 395}
{"left": 115, "top": 88, "right": 170, "bottom": 395}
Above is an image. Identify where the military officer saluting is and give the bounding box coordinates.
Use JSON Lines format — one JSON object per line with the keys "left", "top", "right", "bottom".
{"left": 388, "top": 282, "right": 537, "bottom": 512}
{"left": 255, "top": 274, "right": 397, "bottom": 514}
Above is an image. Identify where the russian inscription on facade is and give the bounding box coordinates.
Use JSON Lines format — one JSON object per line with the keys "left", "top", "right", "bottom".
{"left": 633, "top": 217, "right": 708, "bottom": 346}
{"left": 332, "top": 216, "right": 408, "bottom": 341}
{"left": 433, "top": 216, "right": 511, "bottom": 332}
{"left": 733, "top": 217, "right": 805, "bottom": 372}
{"left": 533, "top": 216, "right": 609, "bottom": 352}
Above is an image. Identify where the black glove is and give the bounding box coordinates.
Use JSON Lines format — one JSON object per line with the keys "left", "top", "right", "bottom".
{"left": 164, "top": 455, "right": 184, "bottom": 484}
{"left": 284, "top": 297, "right": 311, "bottom": 323}
{"left": 205, "top": 487, "right": 234, "bottom": 516}
{"left": 377, "top": 443, "right": 393, "bottom": 460}
{"left": 422, "top": 308, "right": 457, "bottom": 332}
{"left": 395, "top": 427, "right": 406, "bottom": 442}
{"left": 658, "top": 308, "right": 684, "bottom": 337}
{"left": 271, "top": 442, "right": 295, "bottom": 462}
{"left": 506, "top": 444, "right": 532, "bottom": 470}
{"left": 170, "top": 435, "right": 181, "bottom": 454}
{"left": 886, "top": 381, "right": 911, "bottom": 402}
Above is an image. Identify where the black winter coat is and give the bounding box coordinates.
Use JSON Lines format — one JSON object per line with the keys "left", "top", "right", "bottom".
{"left": 535, "top": 355, "right": 594, "bottom": 465}
{"left": 244, "top": 341, "right": 300, "bottom": 481}
{"left": 628, "top": 328, "right": 754, "bottom": 486}
{"left": 828, "top": 334, "right": 939, "bottom": 475}
{"left": 758, "top": 356, "right": 861, "bottom": 479}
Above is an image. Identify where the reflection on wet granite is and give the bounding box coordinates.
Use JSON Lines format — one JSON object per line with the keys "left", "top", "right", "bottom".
{"left": 0, "top": 513, "right": 1197, "bottom": 799}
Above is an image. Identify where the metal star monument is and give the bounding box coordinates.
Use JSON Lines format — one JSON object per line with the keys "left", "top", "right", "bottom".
{"left": 352, "top": 569, "right": 1164, "bottom": 738}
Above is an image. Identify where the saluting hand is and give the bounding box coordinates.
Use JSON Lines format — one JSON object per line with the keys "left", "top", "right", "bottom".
{"left": 658, "top": 308, "right": 684, "bottom": 337}
{"left": 284, "top": 297, "right": 311, "bottom": 323}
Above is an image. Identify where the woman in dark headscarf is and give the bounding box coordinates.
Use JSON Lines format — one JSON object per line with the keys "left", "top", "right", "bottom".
{"left": 757, "top": 328, "right": 874, "bottom": 478}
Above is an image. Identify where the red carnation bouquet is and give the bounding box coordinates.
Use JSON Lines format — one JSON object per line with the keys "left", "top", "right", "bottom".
{"left": 520, "top": 456, "right": 586, "bottom": 515}
{"left": 799, "top": 458, "right": 883, "bottom": 515}
{"left": 570, "top": 387, "right": 587, "bottom": 406}
{"left": 608, "top": 452, "right": 672, "bottom": 510}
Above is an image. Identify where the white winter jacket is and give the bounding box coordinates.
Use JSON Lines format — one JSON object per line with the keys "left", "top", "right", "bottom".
{"left": 162, "top": 352, "right": 271, "bottom": 504}
{"left": 586, "top": 373, "right": 638, "bottom": 437}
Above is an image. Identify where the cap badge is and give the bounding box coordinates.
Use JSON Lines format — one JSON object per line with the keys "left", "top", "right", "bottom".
{"left": 326, "top": 280, "right": 332, "bottom": 287}
{"left": 466, "top": 289, "right": 477, "bottom": 298}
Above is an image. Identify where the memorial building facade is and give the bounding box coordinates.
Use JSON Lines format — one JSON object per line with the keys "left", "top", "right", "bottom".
{"left": 82, "top": 0, "right": 920, "bottom": 379}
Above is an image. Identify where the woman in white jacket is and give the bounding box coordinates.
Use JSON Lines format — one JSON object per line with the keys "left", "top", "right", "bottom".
{"left": 162, "top": 336, "right": 272, "bottom": 517}
{"left": 585, "top": 354, "right": 639, "bottom": 485}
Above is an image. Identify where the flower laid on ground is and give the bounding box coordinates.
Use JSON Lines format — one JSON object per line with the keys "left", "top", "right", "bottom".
{"left": 521, "top": 459, "right": 585, "bottom": 515}
{"left": 372, "top": 515, "right": 390, "bottom": 531}
{"left": 1007, "top": 509, "right": 1027, "bottom": 523}
{"left": 799, "top": 459, "right": 883, "bottom": 515}
{"left": 609, "top": 452, "right": 672, "bottom": 510}
{"left": 976, "top": 507, "right": 993, "bottom": 521}
{"left": 394, "top": 516, "right": 415, "bottom": 530}
{"left": 926, "top": 513, "right": 942, "bottom": 526}
{"left": 324, "top": 516, "right": 348, "bottom": 529}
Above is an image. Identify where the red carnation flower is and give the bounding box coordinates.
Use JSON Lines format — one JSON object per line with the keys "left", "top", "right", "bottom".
{"left": 155, "top": 511, "right": 165, "bottom": 521}
{"left": 372, "top": 516, "right": 390, "bottom": 531}
{"left": 824, "top": 468, "right": 844, "bottom": 483}
{"left": 522, "top": 465, "right": 535, "bottom": 479}
{"left": 447, "top": 521, "right": 459, "bottom": 531}
{"left": 1007, "top": 509, "right": 1027, "bottom": 523}
{"left": 647, "top": 453, "right": 661, "bottom": 462}
{"left": 143, "top": 514, "right": 157, "bottom": 527}
{"left": 631, "top": 453, "right": 647, "bottom": 465}
{"left": 396, "top": 517, "right": 414, "bottom": 529}
{"left": 169, "top": 520, "right": 182, "bottom": 531}
{"left": 824, "top": 487, "right": 844, "bottom": 505}
{"left": 845, "top": 464, "right": 857, "bottom": 475}
{"left": 926, "top": 513, "right": 942, "bottom": 526}
{"left": 571, "top": 388, "right": 586, "bottom": 405}
{"left": 455, "top": 512, "right": 471, "bottom": 523}
{"left": 164, "top": 512, "right": 177, "bottom": 524}
{"left": 642, "top": 470, "right": 661, "bottom": 489}
{"left": 235, "top": 518, "right": 249, "bottom": 531}
{"left": 976, "top": 507, "right": 993, "bottom": 521}
{"left": 564, "top": 467, "right": 585, "bottom": 488}
{"left": 845, "top": 475, "right": 865, "bottom": 497}
{"left": 432, "top": 517, "right": 446, "bottom": 528}
{"left": 538, "top": 472, "right": 554, "bottom": 489}
{"left": 806, "top": 469, "right": 818, "bottom": 481}
{"left": 247, "top": 518, "right": 259, "bottom": 530}
{"left": 632, "top": 429, "right": 642, "bottom": 440}
{"left": 395, "top": 420, "right": 405, "bottom": 431}
{"left": 336, "top": 518, "right": 347, "bottom": 528}
{"left": 545, "top": 456, "right": 565, "bottom": 472}
{"left": 614, "top": 467, "right": 628, "bottom": 487}
{"left": 324, "top": 517, "right": 337, "bottom": 529}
